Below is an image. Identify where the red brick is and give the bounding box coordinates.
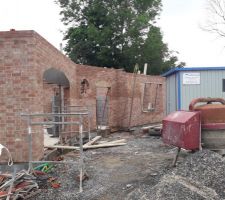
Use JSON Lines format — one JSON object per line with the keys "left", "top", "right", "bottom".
{"left": 0, "top": 30, "right": 166, "bottom": 162}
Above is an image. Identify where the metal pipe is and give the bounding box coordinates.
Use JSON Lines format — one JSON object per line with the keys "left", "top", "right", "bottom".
{"left": 6, "top": 166, "right": 16, "bottom": 200}
{"left": 30, "top": 161, "right": 77, "bottom": 164}
{"left": 64, "top": 105, "right": 88, "bottom": 108}
{"left": 60, "top": 131, "right": 88, "bottom": 134}
{"left": 60, "top": 86, "right": 64, "bottom": 130}
{"left": 79, "top": 116, "right": 84, "bottom": 193}
{"left": 199, "top": 119, "right": 202, "bottom": 151}
{"left": 28, "top": 116, "right": 33, "bottom": 172}
{"left": 128, "top": 64, "right": 138, "bottom": 130}
{"left": 30, "top": 122, "right": 80, "bottom": 126}
{"left": 88, "top": 111, "right": 91, "bottom": 141}
{"left": 21, "top": 112, "right": 89, "bottom": 117}
{"left": 172, "top": 147, "right": 181, "bottom": 167}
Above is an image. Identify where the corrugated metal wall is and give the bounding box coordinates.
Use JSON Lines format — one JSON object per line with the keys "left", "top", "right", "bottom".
{"left": 166, "top": 74, "right": 177, "bottom": 114}
{"left": 180, "top": 70, "right": 225, "bottom": 110}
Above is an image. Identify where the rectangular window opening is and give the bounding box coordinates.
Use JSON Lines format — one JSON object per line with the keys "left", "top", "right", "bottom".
{"left": 142, "top": 82, "right": 162, "bottom": 112}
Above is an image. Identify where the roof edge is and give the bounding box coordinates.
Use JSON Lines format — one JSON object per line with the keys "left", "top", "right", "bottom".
{"left": 161, "top": 66, "right": 225, "bottom": 77}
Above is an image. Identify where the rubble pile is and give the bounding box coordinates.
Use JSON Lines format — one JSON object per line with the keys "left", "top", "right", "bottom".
{"left": 0, "top": 165, "right": 61, "bottom": 200}
{"left": 0, "top": 170, "right": 39, "bottom": 199}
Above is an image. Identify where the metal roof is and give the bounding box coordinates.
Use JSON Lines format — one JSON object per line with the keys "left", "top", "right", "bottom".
{"left": 161, "top": 66, "right": 225, "bottom": 77}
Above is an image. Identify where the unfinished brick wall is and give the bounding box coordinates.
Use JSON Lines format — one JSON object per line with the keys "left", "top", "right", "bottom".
{"left": 0, "top": 30, "right": 76, "bottom": 162}
{"left": 0, "top": 31, "right": 38, "bottom": 162}
{"left": 76, "top": 65, "right": 165, "bottom": 129}
{"left": 0, "top": 30, "right": 165, "bottom": 162}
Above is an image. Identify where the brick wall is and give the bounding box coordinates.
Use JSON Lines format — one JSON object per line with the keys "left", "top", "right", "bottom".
{"left": 0, "top": 30, "right": 165, "bottom": 162}
{"left": 0, "top": 30, "right": 76, "bottom": 162}
{"left": 0, "top": 31, "right": 38, "bottom": 162}
{"left": 75, "top": 65, "right": 165, "bottom": 129}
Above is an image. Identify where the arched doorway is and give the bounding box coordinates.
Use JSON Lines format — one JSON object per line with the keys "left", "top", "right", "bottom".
{"left": 43, "top": 68, "right": 70, "bottom": 87}
{"left": 43, "top": 68, "right": 70, "bottom": 138}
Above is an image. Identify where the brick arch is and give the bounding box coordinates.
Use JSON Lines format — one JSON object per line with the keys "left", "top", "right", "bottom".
{"left": 43, "top": 67, "right": 70, "bottom": 88}
{"left": 42, "top": 67, "right": 72, "bottom": 113}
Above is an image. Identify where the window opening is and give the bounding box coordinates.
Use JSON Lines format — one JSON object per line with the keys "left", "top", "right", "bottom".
{"left": 81, "top": 79, "right": 89, "bottom": 94}
{"left": 142, "top": 82, "right": 162, "bottom": 112}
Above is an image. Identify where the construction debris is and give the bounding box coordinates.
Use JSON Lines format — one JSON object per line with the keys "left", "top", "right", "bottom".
{"left": 34, "top": 163, "right": 54, "bottom": 173}
{"left": 83, "top": 142, "right": 126, "bottom": 149}
{"left": 141, "top": 124, "right": 162, "bottom": 136}
{"left": 0, "top": 170, "right": 39, "bottom": 200}
{"left": 83, "top": 136, "right": 102, "bottom": 147}
{"left": 44, "top": 137, "right": 127, "bottom": 150}
{"left": 0, "top": 167, "right": 66, "bottom": 200}
{"left": 48, "top": 177, "right": 61, "bottom": 189}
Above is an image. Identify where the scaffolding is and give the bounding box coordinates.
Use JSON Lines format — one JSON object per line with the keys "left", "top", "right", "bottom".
{"left": 63, "top": 106, "right": 91, "bottom": 141}
{"left": 51, "top": 105, "right": 91, "bottom": 142}
{"left": 21, "top": 111, "right": 89, "bottom": 193}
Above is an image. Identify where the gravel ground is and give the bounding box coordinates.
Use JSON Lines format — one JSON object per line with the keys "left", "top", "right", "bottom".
{"left": 126, "top": 150, "right": 225, "bottom": 200}
{"left": 32, "top": 131, "right": 225, "bottom": 200}
{"left": 32, "top": 131, "right": 175, "bottom": 200}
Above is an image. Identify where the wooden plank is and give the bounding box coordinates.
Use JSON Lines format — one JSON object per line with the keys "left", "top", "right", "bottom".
{"left": 44, "top": 145, "right": 79, "bottom": 150}
{"left": 98, "top": 140, "right": 108, "bottom": 144}
{"left": 45, "top": 140, "right": 126, "bottom": 150}
{"left": 97, "top": 139, "right": 126, "bottom": 145}
{"left": 106, "top": 139, "right": 126, "bottom": 144}
{"left": 83, "top": 136, "right": 102, "bottom": 147}
{"left": 83, "top": 143, "right": 126, "bottom": 149}
{"left": 141, "top": 126, "right": 155, "bottom": 130}
{"left": 141, "top": 124, "right": 162, "bottom": 130}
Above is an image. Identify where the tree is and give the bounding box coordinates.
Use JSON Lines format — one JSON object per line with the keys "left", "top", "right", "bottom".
{"left": 57, "top": 0, "right": 184, "bottom": 74}
{"left": 203, "top": 0, "right": 225, "bottom": 37}
{"left": 141, "top": 26, "right": 184, "bottom": 74}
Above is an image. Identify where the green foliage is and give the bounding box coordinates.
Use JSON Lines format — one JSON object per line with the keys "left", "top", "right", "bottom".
{"left": 57, "top": 0, "right": 184, "bottom": 74}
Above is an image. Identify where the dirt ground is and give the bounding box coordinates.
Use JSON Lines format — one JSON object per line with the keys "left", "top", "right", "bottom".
{"left": 33, "top": 130, "right": 177, "bottom": 200}
{"left": 33, "top": 129, "right": 225, "bottom": 200}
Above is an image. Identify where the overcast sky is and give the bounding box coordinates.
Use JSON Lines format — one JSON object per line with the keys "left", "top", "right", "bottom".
{"left": 1, "top": 0, "right": 225, "bottom": 67}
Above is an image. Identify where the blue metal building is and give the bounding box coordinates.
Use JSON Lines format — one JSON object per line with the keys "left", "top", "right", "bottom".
{"left": 162, "top": 67, "right": 225, "bottom": 114}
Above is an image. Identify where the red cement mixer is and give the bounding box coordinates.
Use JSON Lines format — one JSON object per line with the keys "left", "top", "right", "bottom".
{"left": 162, "top": 98, "right": 225, "bottom": 165}
{"left": 189, "top": 98, "right": 225, "bottom": 150}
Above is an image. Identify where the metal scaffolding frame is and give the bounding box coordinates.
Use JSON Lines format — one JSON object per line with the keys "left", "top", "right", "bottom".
{"left": 52, "top": 105, "right": 92, "bottom": 141}
{"left": 21, "top": 112, "right": 89, "bottom": 193}
{"left": 63, "top": 106, "right": 91, "bottom": 141}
